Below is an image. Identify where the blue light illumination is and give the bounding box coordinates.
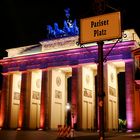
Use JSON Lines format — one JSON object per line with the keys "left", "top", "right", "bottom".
{"left": 46, "top": 8, "right": 79, "bottom": 39}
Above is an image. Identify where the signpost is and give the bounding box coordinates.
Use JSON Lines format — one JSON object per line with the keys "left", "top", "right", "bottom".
{"left": 80, "top": 10, "right": 121, "bottom": 140}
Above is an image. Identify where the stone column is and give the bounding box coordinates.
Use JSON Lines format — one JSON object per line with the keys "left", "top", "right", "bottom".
{"left": 0, "top": 73, "right": 10, "bottom": 129}
{"left": 18, "top": 71, "right": 30, "bottom": 129}
{"left": 71, "top": 66, "right": 80, "bottom": 129}
{"left": 125, "top": 60, "right": 135, "bottom": 130}
{"left": 40, "top": 69, "right": 49, "bottom": 129}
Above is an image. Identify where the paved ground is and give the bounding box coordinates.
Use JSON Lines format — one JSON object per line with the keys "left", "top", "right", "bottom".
{"left": 0, "top": 129, "right": 140, "bottom": 140}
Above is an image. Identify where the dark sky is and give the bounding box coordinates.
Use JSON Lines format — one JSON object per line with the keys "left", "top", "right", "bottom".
{"left": 1, "top": 0, "right": 140, "bottom": 53}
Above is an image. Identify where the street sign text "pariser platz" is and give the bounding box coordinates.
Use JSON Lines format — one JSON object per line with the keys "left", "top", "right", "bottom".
{"left": 80, "top": 12, "right": 121, "bottom": 44}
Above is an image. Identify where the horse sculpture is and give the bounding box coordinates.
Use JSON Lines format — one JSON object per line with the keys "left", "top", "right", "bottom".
{"left": 46, "top": 25, "right": 55, "bottom": 39}
{"left": 46, "top": 8, "right": 79, "bottom": 39}
{"left": 63, "top": 19, "right": 79, "bottom": 36}
{"left": 54, "top": 22, "right": 65, "bottom": 38}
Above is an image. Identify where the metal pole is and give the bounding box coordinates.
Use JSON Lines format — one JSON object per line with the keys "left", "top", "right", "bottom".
{"left": 97, "top": 41, "right": 104, "bottom": 140}
{"left": 93, "top": 1, "right": 105, "bottom": 139}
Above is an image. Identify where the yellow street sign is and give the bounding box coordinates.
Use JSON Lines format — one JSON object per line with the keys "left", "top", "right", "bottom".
{"left": 80, "top": 12, "right": 121, "bottom": 44}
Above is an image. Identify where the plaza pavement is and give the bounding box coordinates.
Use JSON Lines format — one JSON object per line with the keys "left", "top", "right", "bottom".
{"left": 0, "top": 129, "right": 140, "bottom": 140}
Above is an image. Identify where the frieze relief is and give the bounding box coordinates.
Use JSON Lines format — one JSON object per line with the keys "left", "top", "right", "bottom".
{"left": 41, "top": 36, "right": 79, "bottom": 52}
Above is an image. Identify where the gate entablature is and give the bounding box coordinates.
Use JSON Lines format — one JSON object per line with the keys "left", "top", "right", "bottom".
{"left": 0, "top": 40, "right": 136, "bottom": 73}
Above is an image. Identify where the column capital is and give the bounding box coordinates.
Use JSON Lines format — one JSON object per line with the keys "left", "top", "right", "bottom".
{"left": 20, "top": 70, "right": 28, "bottom": 74}
{"left": 2, "top": 72, "right": 9, "bottom": 76}
{"left": 41, "top": 68, "right": 48, "bottom": 72}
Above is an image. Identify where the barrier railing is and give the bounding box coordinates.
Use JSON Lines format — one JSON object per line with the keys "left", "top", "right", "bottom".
{"left": 57, "top": 125, "right": 73, "bottom": 138}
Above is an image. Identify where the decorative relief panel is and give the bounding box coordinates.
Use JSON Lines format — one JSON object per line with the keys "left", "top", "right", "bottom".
{"left": 110, "top": 73, "right": 114, "bottom": 83}
{"left": 32, "top": 91, "right": 40, "bottom": 100}
{"left": 109, "top": 86, "right": 116, "bottom": 96}
{"left": 36, "top": 79, "right": 41, "bottom": 89}
{"left": 55, "top": 90, "right": 62, "bottom": 99}
{"left": 17, "top": 80, "right": 21, "bottom": 89}
{"left": 14, "top": 92, "right": 20, "bottom": 100}
{"left": 86, "top": 74, "right": 90, "bottom": 84}
{"left": 56, "top": 76, "right": 61, "bottom": 87}
{"left": 84, "top": 88, "right": 92, "bottom": 98}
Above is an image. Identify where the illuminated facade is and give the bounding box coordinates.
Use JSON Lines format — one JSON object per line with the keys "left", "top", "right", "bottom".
{"left": 0, "top": 29, "right": 140, "bottom": 131}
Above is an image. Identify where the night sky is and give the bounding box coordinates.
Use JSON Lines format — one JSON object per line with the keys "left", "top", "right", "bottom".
{"left": 1, "top": 0, "right": 140, "bottom": 54}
